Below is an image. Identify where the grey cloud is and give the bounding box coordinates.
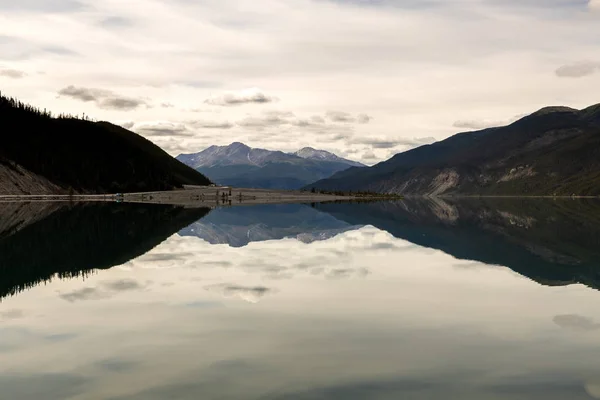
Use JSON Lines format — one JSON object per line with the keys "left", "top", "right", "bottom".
{"left": 236, "top": 111, "right": 292, "bottom": 129}
{"left": 59, "top": 280, "right": 146, "bottom": 302}
{"left": 453, "top": 120, "right": 503, "bottom": 130}
{"left": 357, "top": 114, "right": 373, "bottom": 124}
{"left": 134, "top": 122, "right": 191, "bottom": 137}
{"left": 311, "top": 115, "right": 326, "bottom": 123}
{"left": 362, "top": 151, "right": 377, "bottom": 160}
{"left": 96, "top": 359, "right": 139, "bottom": 372}
{"left": 353, "top": 137, "right": 435, "bottom": 149}
{"left": 555, "top": 61, "right": 600, "bottom": 78}
{"left": 102, "top": 97, "right": 147, "bottom": 111}
{"left": 0, "top": 69, "right": 26, "bottom": 79}
{"left": 0, "top": 309, "right": 24, "bottom": 320}
{"left": 205, "top": 88, "right": 276, "bottom": 106}
{"left": 99, "top": 16, "right": 132, "bottom": 28}
{"left": 58, "top": 85, "right": 149, "bottom": 111}
{"left": 60, "top": 287, "right": 106, "bottom": 302}
{"left": 205, "top": 284, "right": 275, "bottom": 303}
{"left": 188, "top": 120, "right": 234, "bottom": 129}
{"left": 143, "top": 252, "right": 196, "bottom": 262}
{"left": 45, "top": 333, "right": 77, "bottom": 342}
{"left": 102, "top": 279, "right": 145, "bottom": 292}
{"left": 327, "top": 111, "right": 356, "bottom": 123}
{"left": 553, "top": 314, "right": 600, "bottom": 331}
{"left": 119, "top": 121, "right": 135, "bottom": 129}
{"left": 161, "top": 102, "right": 175, "bottom": 108}
{"left": 453, "top": 114, "right": 524, "bottom": 130}
{"left": 41, "top": 45, "right": 78, "bottom": 56}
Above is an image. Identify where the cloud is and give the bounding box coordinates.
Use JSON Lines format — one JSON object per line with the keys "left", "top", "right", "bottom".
{"left": 204, "top": 284, "right": 275, "bottom": 303}
{"left": 0, "top": 309, "right": 24, "bottom": 320}
{"left": 326, "top": 111, "right": 356, "bottom": 123}
{"left": 118, "top": 121, "right": 135, "bottom": 129}
{"left": 553, "top": 314, "right": 600, "bottom": 331}
{"left": 236, "top": 111, "right": 295, "bottom": 129}
{"left": 58, "top": 85, "right": 149, "bottom": 111}
{"left": 60, "top": 287, "right": 107, "bottom": 302}
{"left": 187, "top": 120, "right": 234, "bottom": 129}
{"left": 590, "top": 0, "right": 600, "bottom": 10}
{"left": 453, "top": 114, "right": 525, "bottom": 130}
{"left": 161, "top": 102, "right": 174, "bottom": 108}
{"left": 453, "top": 119, "right": 506, "bottom": 130}
{"left": 555, "top": 61, "right": 600, "bottom": 78}
{"left": 102, "top": 279, "right": 144, "bottom": 292}
{"left": 353, "top": 137, "right": 436, "bottom": 149}
{"left": 99, "top": 16, "right": 131, "bottom": 28}
{"left": 0, "top": 68, "right": 26, "bottom": 78}
{"left": 204, "top": 88, "right": 277, "bottom": 106}
{"left": 362, "top": 151, "right": 377, "bottom": 160}
{"left": 59, "top": 279, "right": 147, "bottom": 302}
{"left": 357, "top": 114, "right": 373, "bottom": 124}
{"left": 132, "top": 121, "right": 191, "bottom": 137}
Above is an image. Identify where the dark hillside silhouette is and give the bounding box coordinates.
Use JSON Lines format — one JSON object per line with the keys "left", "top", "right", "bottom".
{"left": 0, "top": 92, "right": 210, "bottom": 194}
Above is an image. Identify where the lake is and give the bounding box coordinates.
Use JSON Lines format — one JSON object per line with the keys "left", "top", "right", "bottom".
{"left": 2, "top": 199, "right": 600, "bottom": 399}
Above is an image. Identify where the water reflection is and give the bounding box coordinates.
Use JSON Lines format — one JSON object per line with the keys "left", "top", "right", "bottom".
{"left": 1, "top": 199, "right": 600, "bottom": 399}
{"left": 179, "top": 204, "right": 361, "bottom": 247}
{"left": 315, "top": 198, "right": 600, "bottom": 290}
{"left": 0, "top": 202, "right": 210, "bottom": 299}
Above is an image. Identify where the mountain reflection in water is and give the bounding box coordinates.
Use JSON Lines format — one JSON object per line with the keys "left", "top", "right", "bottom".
{"left": 2, "top": 199, "right": 600, "bottom": 399}
{"left": 1, "top": 199, "right": 600, "bottom": 301}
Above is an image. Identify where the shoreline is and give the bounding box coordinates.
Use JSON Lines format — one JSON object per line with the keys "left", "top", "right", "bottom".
{"left": 1, "top": 187, "right": 597, "bottom": 207}
{"left": 0, "top": 186, "right": 368, "bottom": 208}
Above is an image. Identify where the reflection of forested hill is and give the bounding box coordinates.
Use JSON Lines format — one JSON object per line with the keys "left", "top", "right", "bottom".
{"left": 0, "top": 202, "right": 210, "bottom": 299}
{"left": 315, "top": 199, "right": 600, "bottom": 290}
{"left": 179, "top": 204, "right": 360, "bottom": 247}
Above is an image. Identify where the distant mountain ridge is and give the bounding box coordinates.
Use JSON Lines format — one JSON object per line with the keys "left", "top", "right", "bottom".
{"left": 292, "top": 147, "right": 364, "bottom": 167}
{"left": 177, "top": 142, "right": 364, "bottom": 190}
{"left": 0, "top": 93, "right": 210, "bottom": 195}
{"left": 308, "top": 103, "right": 600, "bottom": 196}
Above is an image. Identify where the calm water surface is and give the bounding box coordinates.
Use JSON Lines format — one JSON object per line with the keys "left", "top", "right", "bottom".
{"left": 2, "top": 199, "right": 600, "bottom": 399}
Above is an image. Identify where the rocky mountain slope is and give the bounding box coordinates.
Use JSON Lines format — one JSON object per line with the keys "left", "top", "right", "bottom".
{"left": 0, "top": 93, "right": 210, "bottom": 195}
{"left": 177, "top": 142, "right": 364, "bottom": 190}
{"left": 308, "top": 104, "right": 600, "bottom": 196}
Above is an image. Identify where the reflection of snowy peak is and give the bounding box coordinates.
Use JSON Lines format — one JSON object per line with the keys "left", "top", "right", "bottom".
{"left": 178, "top": 204, "right": 363, "bottom": 247}
{"left": 296, "top": 228, "right": 361, "bottom": 244}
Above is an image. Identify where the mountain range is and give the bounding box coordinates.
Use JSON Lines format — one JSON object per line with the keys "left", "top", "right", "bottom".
{"left": 177, "top": 142, "right": 364, "bottom": 190}
{"left": 0, "top": 93, "right": 210, "bottom": 195}
{"left": 309, "top": 104, "right": 600, "bottom": 196}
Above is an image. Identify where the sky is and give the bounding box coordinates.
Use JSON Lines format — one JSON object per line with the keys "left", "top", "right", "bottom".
{"left": 0, "top": 0, "right": 599, "bottom": 164}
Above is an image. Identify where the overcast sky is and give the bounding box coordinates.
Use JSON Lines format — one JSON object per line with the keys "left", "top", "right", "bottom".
{"left": 1, "top": 0, "right": 599, "bottom": 164}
